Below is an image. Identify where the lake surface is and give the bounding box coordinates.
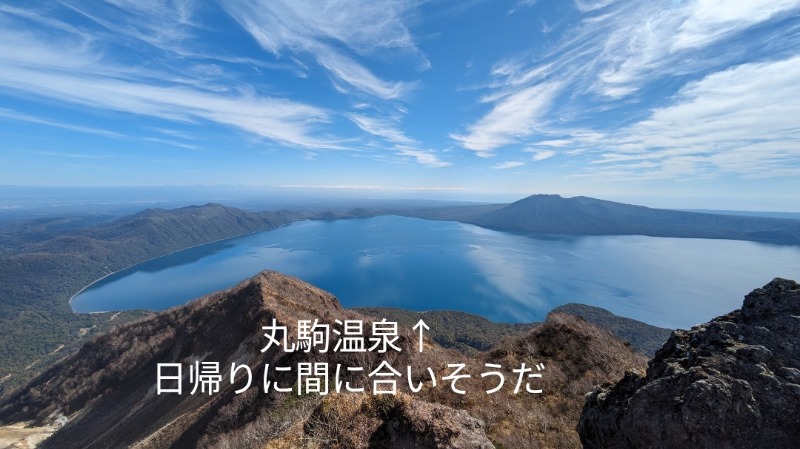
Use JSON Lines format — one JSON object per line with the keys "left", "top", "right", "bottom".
{"left": 71, "top": 216, "right": 800, "bottom": 329}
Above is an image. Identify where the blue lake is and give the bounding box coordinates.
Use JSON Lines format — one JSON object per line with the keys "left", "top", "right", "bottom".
{"left": 70, "top": 216, "right": 800, "bottom": 329}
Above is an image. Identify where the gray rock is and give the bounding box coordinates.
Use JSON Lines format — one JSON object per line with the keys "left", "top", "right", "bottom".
{"left": 578, "top": 278, "right": 800, "bottom": 449}
{"left": 737, "top": 344, "right": 773, "bottom": 363}
{"left": 777, "top": 367, "right": 800, "bottom": 384}
{"left": 366, "top": 397, "right": 496, "bottom": 449}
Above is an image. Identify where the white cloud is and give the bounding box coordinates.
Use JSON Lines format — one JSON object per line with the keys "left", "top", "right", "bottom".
{"left": 318, "top": 51, "right": 414, "bottom": 100}
{"left": 0, "top": 24, "right": 340, "bottom": 150}
{"left": 222, "top": 0, "right": 423, "bottom": 100}
{"left": 222, "top": 0, "right": 418, "bottom": 55}
{"left": 65, "top": 0, "right": 197, "bottom": 54}
{"left": 590, "top": 0, "right": 800, "bottom": 98}
{"left": 593, "top": 56, "right": 800, "bottom": 178}
{"left": 30, "top": 150, "right": 111, "bottom": 160}
{"left": 142, "top": 136, "right": 200, "bottom": 150}
{"left": 574, "top": 0, "right": 619, "bottom": 13}
{"left": 451, "top": 81, "right": 562, "bottom": 155}
{"left": 508, "top": 0, "right": 539, "bottom": 15}
{"left": 396, "top": 147, "right": 451, "bottom": 167}
{"left": 347, "top": 113, "right": 449, "bottom": 167}
{"left": 456, "top": 0, "right": 800, "bottom": 181}
{"left": 347, "top": 114, "right": 415, "bottom": 144}
{"left": 529, "top": 150, "right": 556, "bottom": 161}
{"left": 533, "top": 140, "right": 571, "bottom": 147}
{"left": 0, "top": 4, "right": 89, "bottom": 38}
{"left": 0, "top": 107, "right": 126, "bottom": 139}
{"left": 491, "top": 161, "right": 525, "bottom": 169}
{"left": 673, "top": 0, "right": 800, "bottom": 51}
{"left": 474, "top": 0, "right": 800, "bottom": 115}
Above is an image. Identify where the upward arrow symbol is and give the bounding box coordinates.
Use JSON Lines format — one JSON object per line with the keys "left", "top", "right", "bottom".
{"left": 413, "top": 319, "right": 430, "bottom": 353}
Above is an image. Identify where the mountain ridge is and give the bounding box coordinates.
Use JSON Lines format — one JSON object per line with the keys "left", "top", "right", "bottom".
{"left": 470, "top": 194, "right": 800, "bottom": 244}
{"left": 386, "top": 194, "right": 800, "bottom": 246}
{"left": 0, "top": 271, "right": 648, "bottom": 449}
{"left": 0, "top": 204, "right": 306, "bottom": 396}
{"left": 356, "top": 304, "right": 672, "bottom": 357}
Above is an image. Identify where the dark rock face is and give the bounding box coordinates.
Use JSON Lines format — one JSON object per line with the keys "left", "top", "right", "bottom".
{"left": 578, "top": 278, "right": 800, "bottom": 449}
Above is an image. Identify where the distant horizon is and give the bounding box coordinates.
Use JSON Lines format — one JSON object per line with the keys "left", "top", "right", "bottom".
{"left": 2, "top": 184, "right": 800, "bottom": 215}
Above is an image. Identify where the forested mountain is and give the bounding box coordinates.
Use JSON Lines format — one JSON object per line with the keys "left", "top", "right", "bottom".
{"left": 0, "top": 204, "right": 304, "bottom": 395}
{"left": 398, "top": 194, "right": 800, "bottom": 245}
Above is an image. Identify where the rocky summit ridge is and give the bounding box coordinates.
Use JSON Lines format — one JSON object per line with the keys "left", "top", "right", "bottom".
{"left": 578, "top": 278, "right": 800, "bottom": 448}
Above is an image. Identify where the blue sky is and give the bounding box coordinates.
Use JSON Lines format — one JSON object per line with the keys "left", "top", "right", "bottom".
{"left": 1, "top": 0, "right": 799, "bottom": 210}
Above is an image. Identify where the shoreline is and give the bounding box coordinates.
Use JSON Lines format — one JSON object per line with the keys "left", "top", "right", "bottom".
{"left": 68, "top": 219, "right": 306, "bottom": 313}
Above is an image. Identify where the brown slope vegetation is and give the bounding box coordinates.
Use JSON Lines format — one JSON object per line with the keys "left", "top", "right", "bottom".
{"left": 0, "top": 272, "right": 350, "bottom": 448}
{"left": 0, "top": 204, "right": 304, "bottom": 397}
{"left": 550, "top": 303, "right": 673, "bottom": 356}
{"left": 465, "top": 313, "right": 648, "bottom": 448}
{"left": 357, "top": 304, "right": 672, "bottom": 357}
{"left": 0, "top": 272, "right": 489, "bottom": 449}
{"left": 0, "top": 271, "right": 647, "bottom": 449}
{"left": 354, "top": 307, "right": 536, "bottom": 354}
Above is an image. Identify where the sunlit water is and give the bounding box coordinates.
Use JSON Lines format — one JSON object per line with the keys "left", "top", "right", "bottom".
{"left": 71, "top": 216, "right": 800, "bottom": 329}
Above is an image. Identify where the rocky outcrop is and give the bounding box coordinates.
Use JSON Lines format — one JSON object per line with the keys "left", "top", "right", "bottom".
{"left": 307, "top": 393, "right": 494, "bottom": 449}
{"left": 578, "top": 278, "right": 800, "bottom": 448}
{"left": 375, "top": 397, "right": 494, "bottom": 449}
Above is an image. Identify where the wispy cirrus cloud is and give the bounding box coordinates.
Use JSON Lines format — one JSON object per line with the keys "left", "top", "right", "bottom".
{"left": 526, "top": 149, "right": 556, "bottom": 161}
{"left": 221, "top": 0, "right": 419, "bottom": 55}
{"left": 0, "top": 107, "right": 126, "bottom": 139}
{"left": 347, "top": 114, "right": 415, "bottom": 145}
{"left": 453, "top": 0, "right": 800, "bottom": 180}
{"left": 450, "top": 81, "right": 562, "bottom": 156}
{"left": 222, "top": 0, "right": 424, "bottom": 100}
{"left": 672, "top": 0, "right": 800, "bottom": 51}
{"left": 0, "top": 9, "right": 342, "bottom": 150}
{"left": 593, "top": 55, "right": 800, "bottom": 179}
{"left": 347, "top": 113, "right": 450, "bottom": 167}
{"left": 395, "top": 147, "right": 451, "bottom": 168}
{"left": 491, "top": 161, "right": 525, "bottom": 169}
{"left": 0, "top": 3, "right": 88, "bottom": 37}
{"left": 66, "top": 0, "right": 197, "bottom": 53}
{"left": 29, "top": 150, "right": 112, "bottom": 159}
{"left": 318, "top": 52, "right": 415, "bottom": 100}
{"left": 588, "top": 0, "right": 800, "bottom": 98}
{"left": 574, "top": 0, "right": 618, "bottom": 13}
{"left": 508, "top": 0, "right": 539, "bottom": 15}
